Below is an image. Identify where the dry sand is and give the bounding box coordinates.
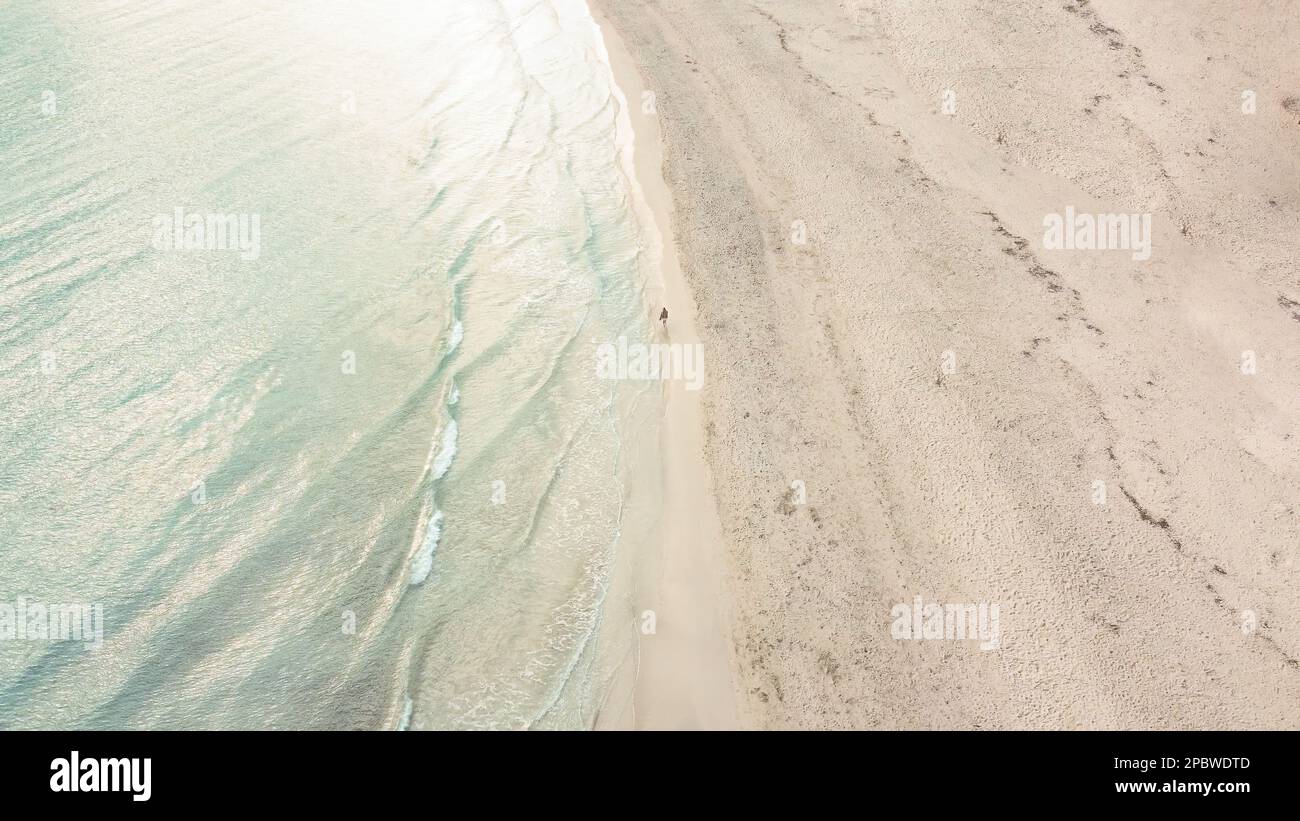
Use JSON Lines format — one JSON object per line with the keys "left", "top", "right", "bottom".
{"left": 593, "top": 0, "right": 1300, "bottom": 729}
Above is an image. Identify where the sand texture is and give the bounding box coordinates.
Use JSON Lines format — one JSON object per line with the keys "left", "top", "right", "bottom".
{"left": 592, "top": 0, "right": 1300, "bottom": 729}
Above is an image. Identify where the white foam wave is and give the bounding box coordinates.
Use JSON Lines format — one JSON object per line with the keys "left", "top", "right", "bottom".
{"left": 408, "top": 508, "right": 444, "bottom": 586}
{"left": 431, "top": 418, "right": 458, "bottom": 480}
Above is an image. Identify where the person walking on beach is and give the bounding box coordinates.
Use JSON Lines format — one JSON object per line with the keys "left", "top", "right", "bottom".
{"left": 659, "top": 307, "right": 668, "bottom": 329}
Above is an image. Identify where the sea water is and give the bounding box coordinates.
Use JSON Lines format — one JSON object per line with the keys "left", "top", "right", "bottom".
{"left": 0, "top": 0, "right": 661, "bottom": 729}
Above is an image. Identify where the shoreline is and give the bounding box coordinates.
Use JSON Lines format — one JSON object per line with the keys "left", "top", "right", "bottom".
{"left": 591, "top": 7, "right": 740, "bottom": 730}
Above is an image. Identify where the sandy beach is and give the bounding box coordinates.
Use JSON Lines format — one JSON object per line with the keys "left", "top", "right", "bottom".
{"left": 593, "top": 0, "right": 1300, "bottom": 729}
{"left": 593, "top": 10, "right": 740, "bottom": 730}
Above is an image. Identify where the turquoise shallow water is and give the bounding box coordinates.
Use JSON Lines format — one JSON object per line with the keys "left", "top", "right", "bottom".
{"left": 0, "top": 0, "right": 659, "bottom": 729}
